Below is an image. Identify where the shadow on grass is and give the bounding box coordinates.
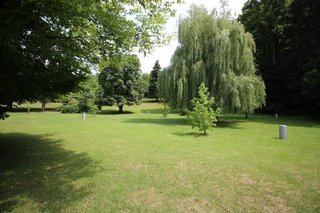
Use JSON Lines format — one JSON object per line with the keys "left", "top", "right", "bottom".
{"left": 172, "top": 132, "right": 206, "bottom": 137}
{"left": 96, "top": 109, "right": 134, "bottom": 115}
{"left": 217, "top": 114, "right": 320, "bottom": 128}
{"left": 124, "top": 117, "right": 189, "bottom": 126}
{"left": 0, "top": 133, "right": 98, "bottom": 212}
{"left": 12, "top": 108, "right": 58, "bottom": 113}
{"left": 251, "top": 114, "right": 320, "bottom": 128}
{"left": 216, "top": 120, "right": 244, "bottom": 129}
{"left": 141, "top": 99, "right": 160, "bottom": 103}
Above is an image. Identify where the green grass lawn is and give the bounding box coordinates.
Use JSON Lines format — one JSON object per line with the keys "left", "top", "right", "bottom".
{"left": 0, "top": 102, "right": 319, "bottom": 212}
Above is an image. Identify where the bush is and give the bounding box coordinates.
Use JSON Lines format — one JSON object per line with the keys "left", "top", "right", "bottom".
{"left": 58, "top": 104, "right": 79, "bottom": 113}
{"left": 162, "top": 105, "right": 170, "bottom": 118}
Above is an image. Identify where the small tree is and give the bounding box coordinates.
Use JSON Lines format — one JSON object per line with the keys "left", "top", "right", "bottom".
{"left": 148, "top": 60, "right": 161, "bottom": 100}
{"left": 58, "top": 75, "right": 99, "bottom": 114}
{"left": 162, "top": 104, "right": 170, "bottom": 118}
{"left": 187, "top": 82, "right": 220, "bottom": 135}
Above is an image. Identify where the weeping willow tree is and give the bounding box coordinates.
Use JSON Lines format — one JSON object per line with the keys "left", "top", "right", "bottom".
{"left": 158, "top": 5, "right": 266, "bottom": 114}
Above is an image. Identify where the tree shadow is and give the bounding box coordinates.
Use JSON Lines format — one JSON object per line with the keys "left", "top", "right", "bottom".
{"left": 217, "top": 114, "right": 320, "bottom": 128}
{"left": 215, "top": 120, "right": 244, "bottom": 129}
{"left": 245, "top": 114, "right": 320, "bottom": 128}
{"left": 96, "top": 109, "right": 134, "bottom": 115}
{"left": 12, "top": 108, "right": 58, "bottom": 113}
{"left": 124, "top": 117, "right": 189, "bottom": 126}
{"left": 141, "top": 99, "right": 160, "bottom": 103}
{"left": 0, "top": 133, "right": 99, "bottom": 212}
{"left": 172, "top": 132, "right": 206, "bottom": 137}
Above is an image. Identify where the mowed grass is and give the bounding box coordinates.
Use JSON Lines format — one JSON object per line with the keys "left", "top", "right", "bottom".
{"left": 0, "top": 101, "right": 319, "bottom": 212}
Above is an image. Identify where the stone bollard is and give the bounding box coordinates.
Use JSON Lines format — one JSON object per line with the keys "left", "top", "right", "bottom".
{"left": 275, "top": 113, "right": 278, "bottom": 119}
{"left": 82, "top": 112, "right": 86, "bottom": 120}
{"left": 279, "top": 125, "right": 287, "bottom": 140}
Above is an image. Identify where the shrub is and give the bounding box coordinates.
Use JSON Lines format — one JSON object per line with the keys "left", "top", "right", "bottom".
{"left": 58, "top": 104, "right": 79, "bottom": 113}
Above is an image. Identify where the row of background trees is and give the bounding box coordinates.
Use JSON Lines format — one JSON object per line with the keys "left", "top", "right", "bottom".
{"left": 0, "top": 0, "right": 179, "bottom": 119}
{"left": 58, "top": 58, "right": 161, "bottom": 113}
{"left": 157, "top": 0, "right": 319, "bottom": 116}
{"left": 1, "top": 0, "right": 318, "bottom": 117}
{"left": 239, "top": 0, "right": 320, "bottom": 114}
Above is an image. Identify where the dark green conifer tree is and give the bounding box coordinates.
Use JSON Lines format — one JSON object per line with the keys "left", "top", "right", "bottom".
{"left": 148, "top": 60, "right": 161, "bottom": 101}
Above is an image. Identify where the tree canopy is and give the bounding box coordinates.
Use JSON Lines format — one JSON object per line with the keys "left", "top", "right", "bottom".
{"left": 158, "top": 5, "right": 266, "bottom": 114}
{"left": 239, "top": 0, "right": 320, "bottom": 114}
{"left": 0, "top": 0, "right": 179, "bottom": 119}
{"left": 98, "top": 55, "right": 144, "bottom": 112}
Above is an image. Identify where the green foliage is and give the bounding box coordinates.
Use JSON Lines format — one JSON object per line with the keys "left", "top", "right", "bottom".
{"left": 58, "top": 76, "right": 99, "bottom": 113}
{"left": 187, "top": 83, "right": 220, "bottom": 135}
{"left": 239, "top": 0, "right": 291, "bottom": 112}
{"left": 0, "top": 0, "right": 179, "bottom": 119}
{"left": 302, "top": 69, "right": 320, "bottom": 111}
{"left": 98, "top": 55, "right": 144, "bottom": 112}
{"left": 0, "top": 107, "right": 9, "bottom": 120}
{"left": 77, "top": 76, "right": 99, "bottom": 113}
{"left": 239, "top": 0, "right": 320, "bottom": 114}
{"left": 162, "top": 105, "right": 170, "bottom": 118}
{"left": 58, "top": 104, "right": 79, "bottom": 114}
{"left": 158, "top": 5, "right": 265, "bottom": 114}
{"left": 148, "top": 60, "right": 161, "bottom": 100}
{"left": 140, "top": 73, "right": 150, "bottom": 97}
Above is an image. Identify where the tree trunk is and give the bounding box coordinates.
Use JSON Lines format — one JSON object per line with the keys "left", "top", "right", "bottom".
{"left": 245, "top": 112, "right": 248, "bottom": 118}
{"left": 272, "top": 41, "right": 277, "bottom": 67}
{"left": 41, "top": 99, "right": 46, "bottom": 111}
{"left": 204, "top": 129, "right": 207, "bottom": 135}
{"left": 26, "top": 101, "right": 31, "bottom": 113}
{"left": 216, "top": 116, "right": 220, "bottom": 122}
{"left": 118, "top": 105, "right": 123, "bottom": 113}
{"left": 7, "top": 102, "right": 13, "bottom": 111}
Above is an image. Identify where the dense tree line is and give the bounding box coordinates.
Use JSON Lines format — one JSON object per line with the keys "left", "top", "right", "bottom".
{"left": 239, "top": 0, "right": 320, "bottom": 114}
{"left": 0, "top": 0, "right": 179, "bottom": 119}
{"left": 158, "top": 6, "right": 266, "bottom": 115}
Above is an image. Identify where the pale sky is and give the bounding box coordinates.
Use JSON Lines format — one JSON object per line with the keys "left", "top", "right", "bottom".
{"left": 138, "top": 0, "right": 247, "bottom": 73}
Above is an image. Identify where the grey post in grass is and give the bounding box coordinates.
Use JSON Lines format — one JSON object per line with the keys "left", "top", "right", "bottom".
{"left": 279, "top": 125, "right": 287, "bottom": 139}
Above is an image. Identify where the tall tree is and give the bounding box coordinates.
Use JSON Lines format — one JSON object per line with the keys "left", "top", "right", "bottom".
{"left": 239, "top": 0, "right": 291, "bottom": 112}
{"left": 158, "top": 5, "right": 265, "bottom": 114}
{"left": 0, "top": 0, "right": 179, "bottom": 119}
{"left": 239, "top": 0, "right": 320, "bottom": 114}
{"left": 148, "top": 60, "right": 161, "bottom": 100}
{"left": 98, "top": 55, "right": 144, "bottom": 113}
{"left": 287, "top": 0, "right": 320, "bottom": 113}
